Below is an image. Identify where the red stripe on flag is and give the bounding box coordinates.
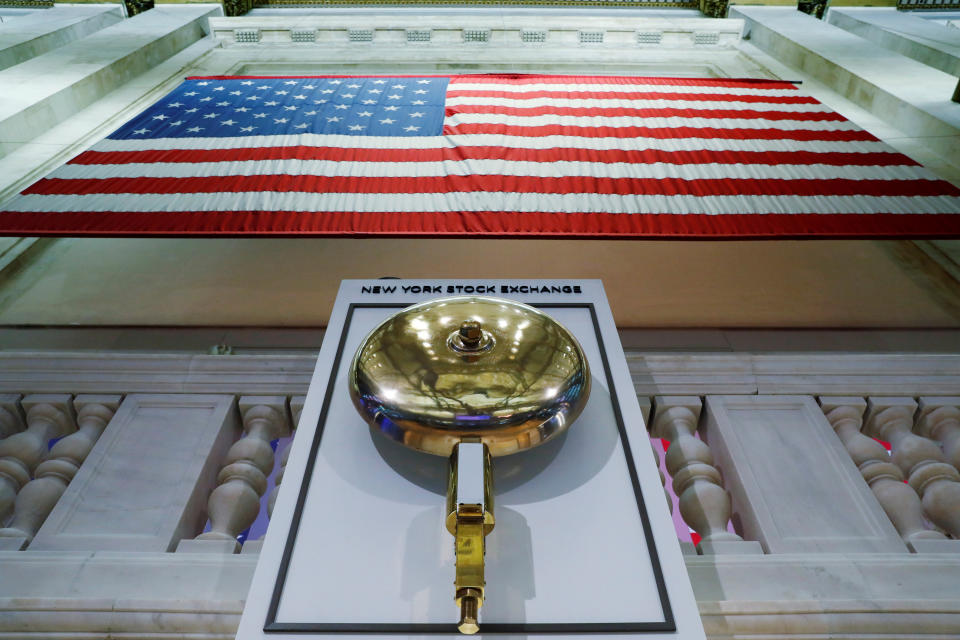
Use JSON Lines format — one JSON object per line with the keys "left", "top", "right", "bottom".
{"left": 445, "top": 90, "right": 819, "bottom": 104}
{"left": 442, "top": 124, "right": 877, "bottom": 141}
{"left": 447, "top": 105, "right": 847, "bottom": 121}
{"left": 447, "top": 75, "right": 799, "bottom": 90}
{"left": 69, "top": 147, "right": 919, "bottom": 168}
{"left": 2, "top": 211, "right": 960, "bottom": 238}
{"left": 25, "top": 176, "right": 956, "bottom": 197}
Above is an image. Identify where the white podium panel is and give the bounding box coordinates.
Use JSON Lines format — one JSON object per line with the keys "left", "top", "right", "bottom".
{"left": 237, "top": 280, "right": 705, "bottom": 640}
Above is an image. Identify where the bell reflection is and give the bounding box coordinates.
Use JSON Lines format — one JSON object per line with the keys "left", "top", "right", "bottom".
{"left": 349, "top": 296, "right": 590, "bottom": 633}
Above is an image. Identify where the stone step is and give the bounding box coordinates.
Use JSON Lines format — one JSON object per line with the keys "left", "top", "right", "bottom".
{"left": 0, "top": 5, "right": 221, "bottom": 159}
{"left": 0, "top": 5, "right": 124, "bottom": 72}
{"left": 826, "top": 7, "right": 960, "bottom": 77}
{"left": 731, "top": 6, "right": 960, "bottom": 169}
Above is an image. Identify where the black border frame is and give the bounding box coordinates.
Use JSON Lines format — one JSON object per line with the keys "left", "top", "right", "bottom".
{"left": 264, "top": 302, "right": 675, "bottom": 634}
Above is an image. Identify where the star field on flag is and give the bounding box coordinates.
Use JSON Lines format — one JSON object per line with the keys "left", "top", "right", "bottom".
{"left": 113, "top": 77, "right": 448, "bottom": 139}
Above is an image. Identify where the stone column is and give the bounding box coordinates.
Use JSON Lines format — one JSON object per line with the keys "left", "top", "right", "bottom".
{"left": 0, "top": 395, "right": 75, "bottom": 525}
{"left": 866, "top": 397, "right": 960, "bottom": 543}
{"left": 916, "top": 397, "right": 960, "bottom": 472}
{"left": 183, "top": 396, "right": 290, "bottom": 553}
{"left": 651, "top": 396, "right": 759, "bottom": 554}
{"left": 0, "top": 395, "right": 121, "bottom": 549}
{"left": 821, "top": 397, "right": 941, "bottom": 552}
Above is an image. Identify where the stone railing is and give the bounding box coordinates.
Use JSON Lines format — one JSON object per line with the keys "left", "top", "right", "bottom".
{"left": 0, "top": 351, "right": 959, "bottom": 639}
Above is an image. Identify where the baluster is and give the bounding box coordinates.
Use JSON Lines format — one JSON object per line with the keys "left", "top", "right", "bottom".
{"left": 916, "top": 397, "right": 960, "bottom": 472}
{"left": 0, "top": 396, "right": 120, "bottom": 548}
{"left": 268, "top": 395, "right": 304, "bottom": 518}
{"left": 639, "top": 395, "right": 672, "bottom": 515}
{"left": 651, "top": 440, "right": 673, "bottom": 515}
{"left": 866, "top": 397, "right": 960, "bottom": 540}
{"left": 0, "top": 395, "right": 25, "bottom": 440}
{"left": 652, "top": 396, "right": 757, "bottom": 554}
{"left": 0, "top": 395, "right": 75, "bottom": 523}
{"left": 193, "top": 396, "right": 290, "bottom": 552}
{"left": 821, "top": 397, "right": 944, "bottom": 550}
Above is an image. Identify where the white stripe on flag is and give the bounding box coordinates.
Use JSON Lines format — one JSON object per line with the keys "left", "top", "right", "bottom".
{"left": 442, "top": 113, "right": 860, "bottom": 132}
{"left": 447, "top": 82, "right": 804, "bottom": 96}
{"left": 50, "top": 160, "right": 936, "bottom": 182}
{"left": 90, "top": 134, "right": 893, "bottom": 154}
{"left": 444, "top": 97, "right": 830, "bottom": 112}
{"left": 8, "top": 193, "right": 959, "bottom": 215}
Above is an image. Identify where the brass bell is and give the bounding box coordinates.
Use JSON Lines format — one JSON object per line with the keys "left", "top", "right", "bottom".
{"left": 349, "top": 296, "right": 590, "bottom": 633}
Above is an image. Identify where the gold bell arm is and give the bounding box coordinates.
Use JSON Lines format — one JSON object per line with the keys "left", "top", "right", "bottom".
{"left": 446, "top": 441, "right": 494, "bottom": 634}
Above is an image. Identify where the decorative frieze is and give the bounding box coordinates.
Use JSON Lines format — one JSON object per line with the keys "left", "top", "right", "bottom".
{"left": 520, "top": 29, "right": 547, "bottom": 44}
{"left": 462, "top": 29, "right": 491, "bottom": 43}
{"left": 290, "top": 28, "right": 317, "bottom": 43}
{"left": 693, "top": 31, "right": 721, "bottom": 46}
{"left": 234, "top": 28, "right": 261, "bottom": 44}
{"left": 578, "top": 30, "right": 604, "bottom": 44}
{"left": 406, "top": 29, "right": 431, "bottom": 43}
{"left": 636, "top": 31, "right": 663, "bottom": 45}
{"left": 348, "top": 28, "right": 374, "bottom": 42}
{"left": 207, "top": 15, "right": 746, "bottom": 51}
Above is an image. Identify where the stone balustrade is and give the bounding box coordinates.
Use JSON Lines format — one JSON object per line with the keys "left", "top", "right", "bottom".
{"left": 0, "top": 353, "right": 958, "bottom": 638}
{"left": 0, "top": 381, "right": 956, "bottom": 560}
{"left": 0, "top": 379, "right": 956, "bottom": 558}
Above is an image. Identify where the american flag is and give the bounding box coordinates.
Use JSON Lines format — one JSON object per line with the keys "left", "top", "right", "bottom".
{"left": 2, "top": 74, "right": 959, "bottom": 237}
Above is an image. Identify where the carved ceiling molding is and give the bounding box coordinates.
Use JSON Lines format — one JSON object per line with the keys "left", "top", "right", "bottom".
{"left": 252, "top": 0, "right": 698, "bottom": 8}
{"left": 897, "top": 0, "right": 960, "bottom": 9}
{"left": 224, "top": 0, "right": 254, "bottom": 16}
{"left": 0, "top": 0, "right": 54, "bottom": 7}
{"left": 123, "top": 0, "right": 154, "bottom": 17}
{"left": 698, "top": 0, "right": 728, "bottom": 18}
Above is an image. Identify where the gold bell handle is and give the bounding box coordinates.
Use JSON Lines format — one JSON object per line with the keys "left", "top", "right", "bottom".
{"left": 446, "top": 441, "right": 495, "bottom": 634}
